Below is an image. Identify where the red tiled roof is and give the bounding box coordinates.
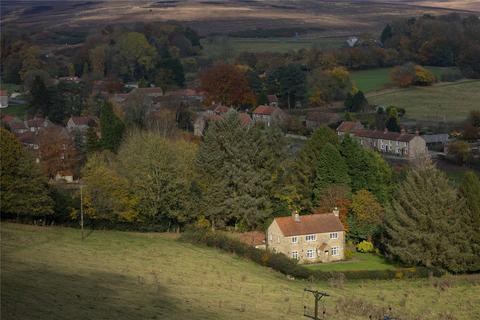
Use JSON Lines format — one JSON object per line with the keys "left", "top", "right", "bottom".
{"left": 26, "top": 117, "right": 46, "bottom": 128}
{"left": 70, "top": 116, "right": 95, "bottom": 126}
{"left": 137, "top": 87, "right": 163, "bottom": 94}
{"left": 166, "top": 88, "right": 202, "bottom": 97}
{"left": 239, "top": 112, "right": 252, "bottom": 125}
{"left": 306, "top": 111, "right": 341, "bottom": 123}
{"left": 337, "top": 121, "right": 363, "bottom": 132}
{"left": 274, "top": 213, "right": 344, "bottom": 237}
{"left": 1, "top": 115, "right": 17, "bottom": 123}
{"left": 17, "top": 131, "right": 36, "bottom": 144}
{"left": 267, "top": 95, "right": 278, "bottom": 103}
{"left": 9, "top": 121, "right": 27, "bottom": 130}
{"left": 237, "top": 231, "right": 266, "bottom": 246}
{"left": 252, "top": 105, "right": 280, "bottom": 116}
{"left": 214, "top": 105, "right": 231, "bottom": 114}
{"left": 352, "top": 129, "right": 417, "bottom": 142}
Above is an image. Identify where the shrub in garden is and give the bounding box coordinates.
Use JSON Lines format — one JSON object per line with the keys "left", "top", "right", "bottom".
{"left": 356, "top": 240, "right": 375, "bottom": 253}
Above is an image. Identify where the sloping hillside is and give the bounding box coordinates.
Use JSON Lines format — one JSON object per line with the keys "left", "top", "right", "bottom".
{"left": 1, "top": 223, "right": 479, "bottom": 320}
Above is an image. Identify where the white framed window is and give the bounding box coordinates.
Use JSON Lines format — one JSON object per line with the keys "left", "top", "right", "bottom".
{"left": 331, "top": 246, "right": 339, "bottom": 256}
{"left": 291, "top": 236, "right": 298, "bottom": 244}
{"left": 329, "top": 232, "right": 338, "bottom": 240}
{"left": 292, "top": 251, "right": 299, "bottom": 260}
{"left": 305, "top": 234, "right": 316, "bottom": 242}
{"left": 306, "top": 249, "right": 315, "bottom": 259}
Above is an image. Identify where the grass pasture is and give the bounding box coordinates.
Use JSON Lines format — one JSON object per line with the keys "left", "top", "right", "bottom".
{"left": 367, "top": 80, "right": 480, "bottom": 123}
{"left": 305, "top": 253, "right": 397, "bottom": 272}
{"left": 201, "top": 34, "right": 345, "bottom": 58}
{"left": 351, "top": 66, "right": 459, "bottom": 93}
{"left": 1, "top": 223, "right": 480, "bottom": 320}
{"left": 0, "top": 104, "right": 28, "bottom": 119}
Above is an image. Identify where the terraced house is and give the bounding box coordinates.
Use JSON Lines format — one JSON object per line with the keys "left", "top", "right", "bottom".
{"left": 337, "top": 121, "right": 428, "bottom": 160}
{"left": 267, "top": 210, "right": 345, "bottom": 264}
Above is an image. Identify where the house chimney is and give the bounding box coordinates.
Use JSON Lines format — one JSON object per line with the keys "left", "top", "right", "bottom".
{"left": 401, "top": 128, "right": 405, "bottom": 134}
{"left": 333, "top": 207, "right": 339, "bottom": 217}
{"left": 384, "top": 128, "right": 388, "bottom": 133}
{"left": 292, "top": 210, "right": 300, "bottom": 222}
{"left": 415, "top": 129, "right": 420, "bottom": 136}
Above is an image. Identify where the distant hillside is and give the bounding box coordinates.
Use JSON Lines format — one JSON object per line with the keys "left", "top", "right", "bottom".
{"left": 1, "top": 0, "right": 474, "bottom": 36}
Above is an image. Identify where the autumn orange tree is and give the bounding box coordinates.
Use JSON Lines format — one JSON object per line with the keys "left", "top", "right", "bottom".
{"left": 314, "top": 185, "right": 351, "bottom": 232}
{"left": 37, "top": 127, "right": 78, "bottom": 178}
{"left": 200, "top": 63, "right": 256, "bottom": 108}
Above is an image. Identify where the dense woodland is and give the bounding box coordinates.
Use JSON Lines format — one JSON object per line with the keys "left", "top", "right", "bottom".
{"left": 1, "top": 14, "right": 480, "bottom": 273}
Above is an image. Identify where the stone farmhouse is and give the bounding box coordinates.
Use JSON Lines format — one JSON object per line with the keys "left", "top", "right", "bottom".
{"left": 337, "top": 121, "right": 428, "bottom": 160}
{"left": 0, "top": 90, "right": 9, "bottom": 108}
{"left": 251, "top": 105, "right": 286, "bottom": 127}
{"left": 267, "top": 210, "right": 345, "bottom": 264}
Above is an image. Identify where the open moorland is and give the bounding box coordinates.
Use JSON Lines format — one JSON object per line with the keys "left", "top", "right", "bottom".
{"left": 366, "top": 80, "right": 480, "bottom": 123}
{"left": 2, "top": 0, "right": 477, "bottom": 38}
{"left": 2, "top": 223, "right": 480, "bottom": 320}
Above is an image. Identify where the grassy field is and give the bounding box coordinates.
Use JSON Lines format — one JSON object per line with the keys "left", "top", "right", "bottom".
{"left": 367, "top": 80, "right": 480, "bottom": 123}
{"left": 2, "top": 223, "right": 480, "bottom": 320}
{"left": 201, "top": 34, "right": 345, "bottom": 58}
{"left": 351, "top": 67, "right": 459, "bottom": 93}
{"left": 0, "top": 104, "right": 28, "bottom": 119}
{"left": 305, "top": 253, "right": 397, "bottom": 272}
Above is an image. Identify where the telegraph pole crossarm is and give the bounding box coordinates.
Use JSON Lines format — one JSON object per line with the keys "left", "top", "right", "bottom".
{"left": 303, "top": 288, "right": 329, "bottom": 320}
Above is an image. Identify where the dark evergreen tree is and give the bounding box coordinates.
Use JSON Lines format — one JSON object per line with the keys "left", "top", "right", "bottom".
{"left": 0, "top": 128, "right": 53, "bottom": 220}
{"left": 380, "top": 24, "right": 393, "bottom": 44}
{"left": 384, "top": 161, "right": 471, "bottom": 272}
{"left": 292, "top": 126, "right": 339, "bottom": 209}
{"left": 459, "top": 171, "right": 480, "bottom": 272}
{"left": 197, "top": 112, "right": 284, "bottom": 229}
{"left": 267, "top": 64, "right": 306, "bottom": 109}
{"left": 29, "top": 75, "right": 50, "bottom": 116}
{"left": 86, "top": 127, "right": 100, "bottom": 153}
{"left": 99, "top": 102, "right": 125, "bottom": 152}
{"left": 312, "top": 143, "right": 350, "bottom": 204}
{"left": 340, "top": 135, "right": 392, "bottom": 203}
{"left": 385, "top": 107, "right": 401, "bottom": 132}
{"left": 346, "top": 91, "right": 369, "bottom": 112}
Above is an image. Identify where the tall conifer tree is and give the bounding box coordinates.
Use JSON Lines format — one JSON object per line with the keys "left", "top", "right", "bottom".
{"left": 312, "top": 143, "right": 350, "bottom": 204}
{"left": 384, "top": 161, "right": 470, "bottom": 272}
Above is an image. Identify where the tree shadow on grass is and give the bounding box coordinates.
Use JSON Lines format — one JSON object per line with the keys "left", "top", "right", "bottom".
{"left": 1, "top": 262, "right": 217, "bottom": 320}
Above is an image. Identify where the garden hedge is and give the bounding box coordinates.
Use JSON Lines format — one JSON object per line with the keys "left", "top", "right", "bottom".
{"left": 179, "top": 228, "right": 444, "bottom": 281}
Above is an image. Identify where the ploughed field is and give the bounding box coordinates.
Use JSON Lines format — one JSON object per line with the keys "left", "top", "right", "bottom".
{"left": 1, "top": 223, "right": 479, "bottom": 320}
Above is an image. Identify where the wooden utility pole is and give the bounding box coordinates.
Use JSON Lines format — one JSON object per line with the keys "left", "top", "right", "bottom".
{"left": 304, "top": 288, "right": 329, "bottom": 320}
{"left": 80, "top": 184, "right": 84, "bottom": 241}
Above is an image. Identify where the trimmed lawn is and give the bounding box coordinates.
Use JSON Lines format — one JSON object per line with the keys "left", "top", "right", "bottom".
{"left": 305, "top": 253, "right": 398, "bottom": 272}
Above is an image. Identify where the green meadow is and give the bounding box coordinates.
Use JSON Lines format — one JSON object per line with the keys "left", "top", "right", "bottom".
{"left": 2, "top": 223, "right": 479, "bottom": 320}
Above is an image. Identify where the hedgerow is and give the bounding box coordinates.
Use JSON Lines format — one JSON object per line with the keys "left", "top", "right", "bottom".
{"left": 179, "top": 228, "right": 443, "bottom": 281}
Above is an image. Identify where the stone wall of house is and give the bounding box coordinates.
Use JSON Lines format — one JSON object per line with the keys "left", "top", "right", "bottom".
{"left": 267, "top": 221, "right": 345, "bottom": 264}
{"left": 407, "top": 136, "right": 428, "bottom": 160}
